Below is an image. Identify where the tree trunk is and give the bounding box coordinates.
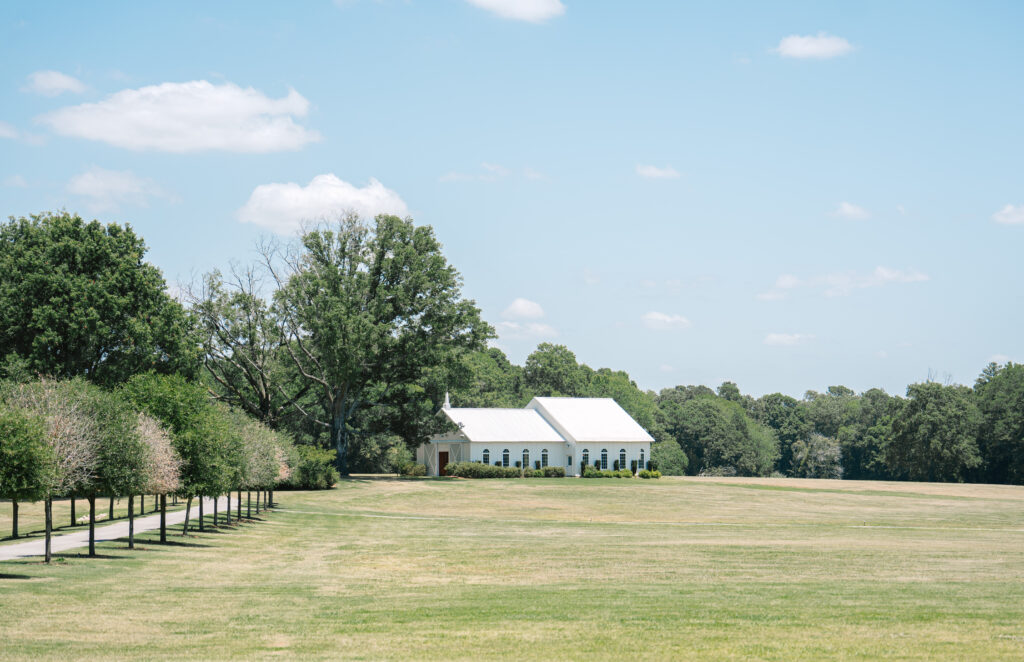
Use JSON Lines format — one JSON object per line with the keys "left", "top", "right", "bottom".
{"left": 199, "top": 496, "right": 205, "bottom": 532}
{"left": 44, "top": 498, "right": 52, "bottom": 563}
{"left": 183, "top": 496, "right": 192, "bottom": 535}
{"left": 255, "top": 489, "right": 260, "bottom": 515}
{"left": 70, "top": 497, "right": 76, "bottom": 527}
{"left": 88, "top": 496, "right": 96, "bottom": 557}
{"left": 237, "top": 489, "right": 242, "bottom": 519}
{"left": 140, "top": 494, "right": 144, "bottom": 514}
{"left": 128, "top": 495, "right": 135, "bottom": 549}
{"left": 225, "top": 492, "right": 231, "bottom": 525}
{"left": 269, "top": 489, "right": 274, "bottom": 508}
{"left": 332, "top": 410, "right": 350, "bottom": 476}
{"left": 11, "top": 499, "right": 17, "bottom": 538}
{"left": 109, "top": 495, "right": 114, "bottom": 520}
{"left": 247, "top": 491, "right": 251, "bottom": 519}
{"left": 213, "top": 495, "right": 218, "bottom": 526}
{"left": 160, "top": 494, "right": 167, "bottom": 543}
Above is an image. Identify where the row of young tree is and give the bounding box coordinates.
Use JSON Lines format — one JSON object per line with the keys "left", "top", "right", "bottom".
{"left": 446, "top": 342, "right": 1024, "bottom": 485}
{"left": 0, "top": 373, "right": 293, "bottom": 561}
{"left": 1, "top": 211, "right": 1019, "bottom": 489}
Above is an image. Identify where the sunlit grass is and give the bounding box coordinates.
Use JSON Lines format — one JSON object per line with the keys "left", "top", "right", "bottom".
{"left": 2, "top": 477, "right": 1023, "bottom": 660}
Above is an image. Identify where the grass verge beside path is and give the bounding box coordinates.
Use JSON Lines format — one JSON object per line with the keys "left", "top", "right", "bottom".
{"left": 2, "top": 477, "right": 1024, "bottom": 660}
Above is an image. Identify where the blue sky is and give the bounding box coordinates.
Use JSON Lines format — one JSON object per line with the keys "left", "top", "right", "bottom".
{"left": 1, "top": 1, "right": 1022, "bottom": 397}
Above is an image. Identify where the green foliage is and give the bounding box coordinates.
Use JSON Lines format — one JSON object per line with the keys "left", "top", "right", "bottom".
{"left": 453, "top": 348, "right": 526, "bottom": 408}
{"left": 523, "top": 343, "right": 591, "bottom": 397}
{"left": 0, "top": 405, "right": 52, "bottom": 502}
{"left": 581, "top": 466, "right": 632, "bottom": 478}
{"left": 284, "top": 446, "right": 340, "bottom": 489}
{"left": 400, "top": 463, "right": 427, "bottom": 477}
{"left": 887, "top": 382, "right": 982, "bottom": 482}
{"left": 445, "top": 461, "right": 521, "bottom": 478}
{"left": 637, "top": 469, "right": 661, "bottom": 479}
{"left": 85, "top": 386, "right": 149, "bottom": 498}
{"left": 790, "top": 433, "right": 842, "bottom": 479}
{"left": 663, "top": 396, "right": 778, "bottom": 476}
{"left": 0, "top": 212, "right": 197, "bottom": 386}
{"left": 268, "top": 214, "right": 492, "bottom": 474}
{"left": 974, "top": 362, "right": 1024, "bottom": 484}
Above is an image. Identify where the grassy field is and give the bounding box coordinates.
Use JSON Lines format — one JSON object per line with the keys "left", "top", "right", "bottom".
{"left": 2, "top": 476, "right": 1024, "bottom": 660}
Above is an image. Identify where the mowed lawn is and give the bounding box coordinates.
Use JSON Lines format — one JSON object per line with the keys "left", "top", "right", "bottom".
{"left": 2, "top": 477, "right": 1024, "bottom": 660}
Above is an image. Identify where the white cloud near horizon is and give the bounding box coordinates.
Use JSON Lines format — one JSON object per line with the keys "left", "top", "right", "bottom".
{"left": 0, "top": 121, "right": 18, "bottom": 139}
{"left": 642, "top": 311, "right": 692, "bottom": 330}
{"left": 636, "top": 164, "right": 680, "bottom": 179}
{"left": 465, "top": 0, "right": 565, "bottom": 23}
{"left": 764, "top": 333, "right": 815, "bottom": 346}
{"left": 833, "top": 201, "right": 871, "bottom": 220}
{"left": 496, "top": 321, "right": 558, "bottom": 340}
{"left": 25, "top": 70, "right": 87, "bottom": 96}
{"left": 776, "top": 32, "right": 853, "bottom": 59}
{"left": 39, "top": 80, "right": 320, "bottom": 152}
{"left": 502, "top": 297, "right": 545, "bottom": 320}
{"left": 67, "top": 167, "right": 173, "bottom": 212}
{"left": 993, "top": 204, "right": 1024, "bottom": 225}
{"left": 238, "top": 174, "right": 408, "bottom": 235}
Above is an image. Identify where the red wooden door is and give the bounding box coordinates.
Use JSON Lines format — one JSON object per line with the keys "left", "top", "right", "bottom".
{"left": 438, "top": 451, "right": 449, "bottom": 475}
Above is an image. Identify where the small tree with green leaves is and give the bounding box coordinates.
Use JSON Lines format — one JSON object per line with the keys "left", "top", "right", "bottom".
{"left": 0, "top": 406, "right": 51, "bottom": 538}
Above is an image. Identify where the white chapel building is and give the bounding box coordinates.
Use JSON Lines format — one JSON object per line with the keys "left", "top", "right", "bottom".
{"left": 416, "top": 396, "right": 655, "bottom": 476}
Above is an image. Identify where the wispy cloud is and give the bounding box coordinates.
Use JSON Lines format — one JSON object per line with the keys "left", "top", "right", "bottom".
{"left": 496, "top": 321, "right": 558, "bottom": 340}
{"left": 764, "top": 333, "right": 815, "bottom": 346}
{"left": 636, "top": 164, "right": 680, "bottom": 179}
{"left": 0, "top": 121, "right": 18, "bottom": 140}
{"left": 775, "top": 32, "right": 853, "bottom": 59}
{"left": 3, "top": 174, "right": 28, "bottom": 188}
{"left": 238, "top": 174, "right": 408, "bottom": 235}
{"left": 760, "top": 267, "right": 928, "bottom": 300}
{"left": 993, "top": 204, "right": 1024, "bottom": 225}
{"left": 39, "top": 80, "right": 320, "bottom": 152}
{"left": 67, "top": 167, "right": 174, "bottom": 212}
{"left": 440, "top": 162, "right": 541, "bottom": 183}
{"left": 465, "top": 0, "right": 565, "bottom": 23}
{"left": 24, "top": 70, "right": 87, "bottom": 96}
{"left": 833, "top": 201, "right": 871, "bottom": 220}
{"left": 642, "top": 311, "right": 692, "bottom": 330}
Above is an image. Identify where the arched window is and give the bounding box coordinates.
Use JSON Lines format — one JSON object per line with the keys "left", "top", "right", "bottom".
{"left": 522, "top": 449, "right": 529, "bottom": 468}
{"left": 582, "top": 449, "right": 589, "bottom": 467}
{"left": 502, "top": 449, "right": 510, "bottom": 467}
{"left": 640, "top": 449, "right": 645, "bottom": 469}
{"left": 601, "top": 449, "right": 608, "bottom": 469}
{"left": 620, "top": 449, "right": 627, "bottom": 469}
{"left": 482, "top": 449, "right": 490, "bottom": 465}
{"left": 541, "top": 449, "right": 549, "bottom": 467}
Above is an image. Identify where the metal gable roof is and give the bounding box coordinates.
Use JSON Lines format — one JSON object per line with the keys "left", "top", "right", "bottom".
{"left": 441, "top": 408, "right": 566, "bottom": 443}
{"left": 527, "top": 397, "right": 655, "bottom": 443}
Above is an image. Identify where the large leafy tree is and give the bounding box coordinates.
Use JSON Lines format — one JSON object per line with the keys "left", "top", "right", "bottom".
{"left": 522, "top": 343, "right": 591, "bottom": 398}
{"left": 750, "top": 393, "right": 812, "bottom": 475}
{"left": 973, "top": 362, "right": 1024, "bottom": 484}
{"left": 886, "top": 382, "right": 982, "bottom": 482}
{"left": 262, "top": 215, "right": 491, "bottom": 475}
{"left": 663, "top": 395, "right": 778, "bottom": 476}
{"left": 0, "top": 212, "right": 197, "bottom": 386}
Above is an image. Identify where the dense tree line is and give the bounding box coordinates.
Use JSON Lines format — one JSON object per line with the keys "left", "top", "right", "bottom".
{"left": 2, "top": 211, "right": 1021, "bottom": 493}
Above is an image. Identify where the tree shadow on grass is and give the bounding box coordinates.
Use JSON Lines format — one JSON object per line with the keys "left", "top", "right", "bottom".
{"left": 0, "top": 573, "right": 33, "bottom": 580}
{"left": 143, "top": 539, "right": 211, "bottom": 548}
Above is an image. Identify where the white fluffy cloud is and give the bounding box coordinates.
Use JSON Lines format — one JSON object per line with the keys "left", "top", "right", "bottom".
{"left": 636, "top": 164, "right": 681, "bottom": 179}
{"left": 496, "top": 321, "right": 558, "bottom": 339}
{"left": 238, "top": 174, "right": 408, "bottom": 234}
{"left": 833, "top": 201, "right": 870, "bottom": 219}
{"left": 0, "top": 121, "right": 17, "bottom": 139}
{"left": 776, "top": 32, "right": 853, "bottom": 59}
{"left": 764, "top": 333, "right": 815, "bottom": 346}
{"left": 760, "top": 267, "right": 928, "bottom": 300}
{"left": 642, "top": 311, "right": 692, "bottom": 330}
{"left": 67, "top": 167, "right": 172, "bottom": 212}
{"left": 25, "top": 70, "right": 86, "bottom": 96}
{"left": 465, "top": 0, "right": 565, "bottom": 23}
{"left": 502, "top": 298, "right": 545, "bottom": 320}
{"left": 993, "top": 204, "right": 1024, "bottom": 225}
{"left": 39, "top": 80, "right": 320, "bottom": 153}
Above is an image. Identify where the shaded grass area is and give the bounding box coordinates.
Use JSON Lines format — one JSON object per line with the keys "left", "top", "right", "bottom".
{"left": 2, "top": 478, "right": 1024, "bottom": 660}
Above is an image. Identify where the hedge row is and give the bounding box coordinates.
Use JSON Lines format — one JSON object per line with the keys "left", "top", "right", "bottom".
{"left": 582, "top": 466, "right": 635, "bottom": 478}
{"left": 444, "top": 461, "right": 566, "bottom": 479}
